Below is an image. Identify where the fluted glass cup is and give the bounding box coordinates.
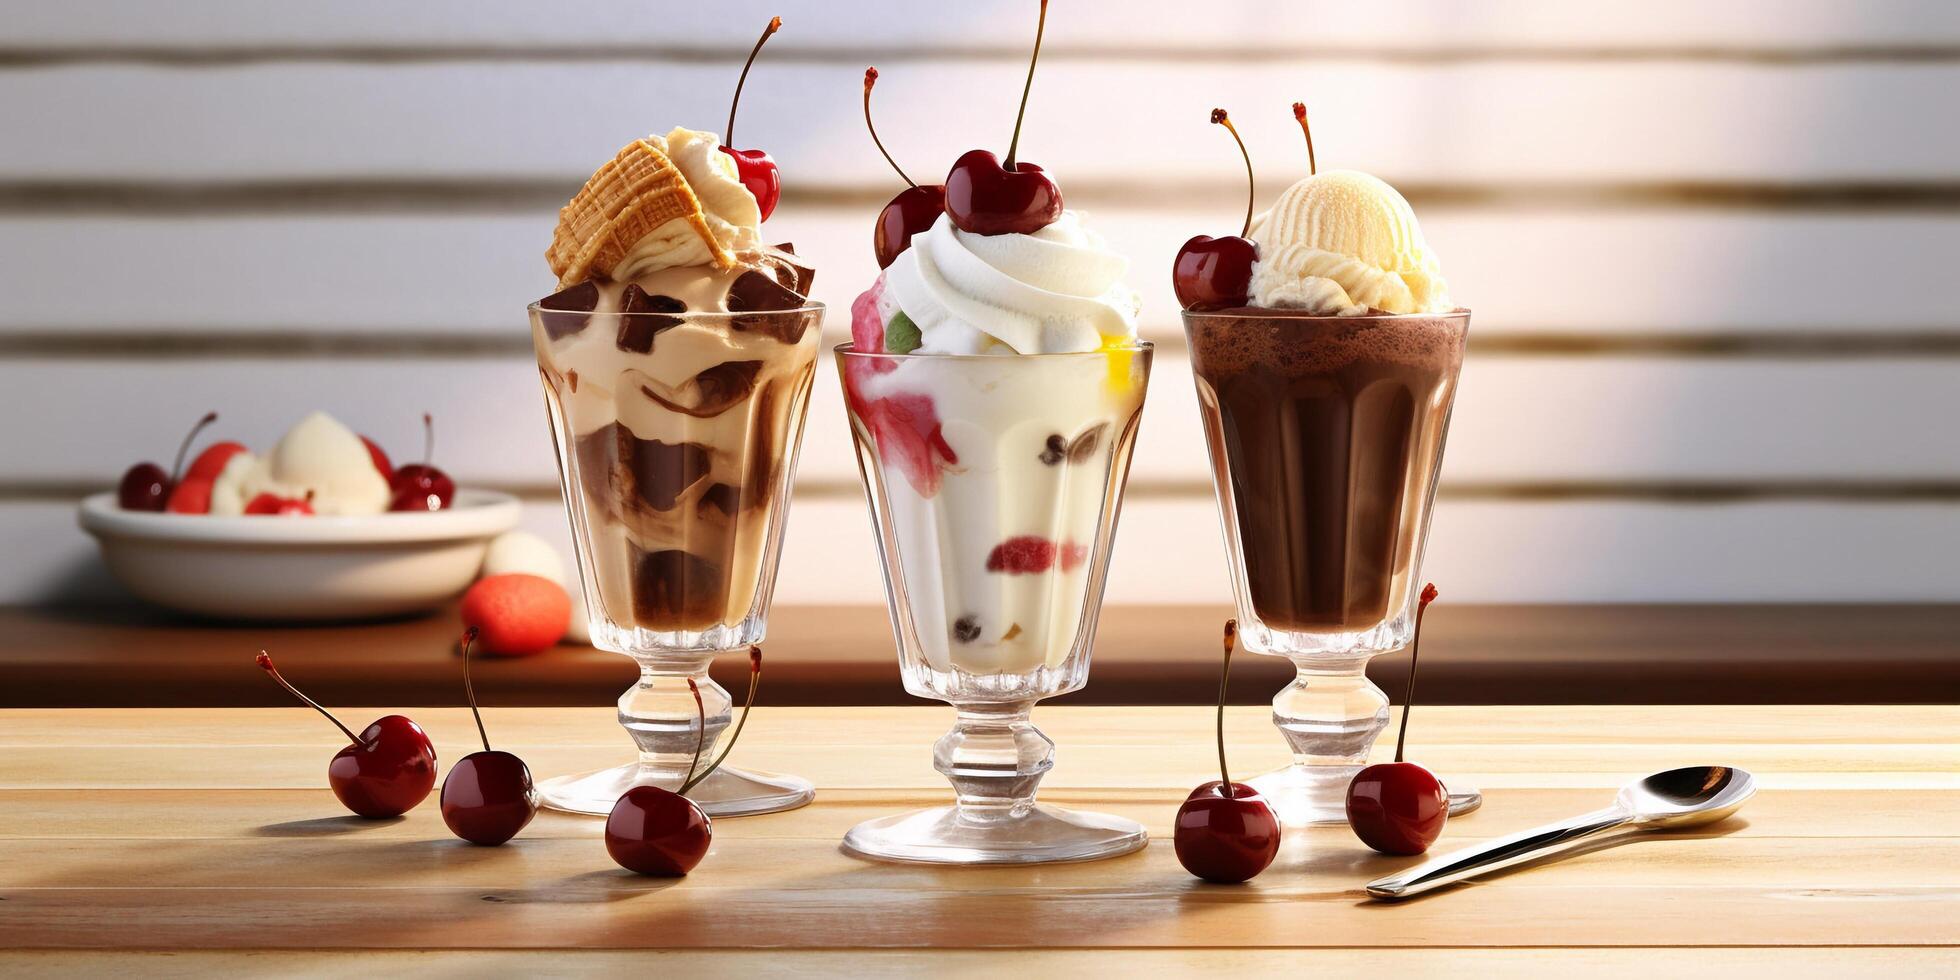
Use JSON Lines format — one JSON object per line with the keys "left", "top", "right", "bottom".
{"left": 1184, "top": 309, "right": 1478, "bottom": 824}
{"left": 528, "top": 300, "right": 824, "bottom": 817}
{"left": 835, "top": 342, "right": 1153, "bottom": 864}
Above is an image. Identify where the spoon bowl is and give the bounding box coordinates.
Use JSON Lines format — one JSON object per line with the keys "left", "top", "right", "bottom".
{"left": 1621, "top": 765, "right": 1756, "bottom": 828}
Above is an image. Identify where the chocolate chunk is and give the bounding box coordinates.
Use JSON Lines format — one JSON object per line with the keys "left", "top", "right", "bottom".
{"left": 638, "top": 360, "right": 762, "bottom": 419}
{"left": 575, "top": 425, "right": 710, "bottom": 512}
{"left": 763, "top": 243, "right": 816, "bottom": 295}
{"left": 537, "top": 280, "right": 599, "bottom": 340}
{"left": 622, "top": 286, "right": 687, "bottom": 315}
{"left": 953, "top": 615, "right": 982, "bottom": 644}
{"left": 1067, "top": 424, "right": 1107, "bottom": 464}
{"left": 728, "top": 269, "right": 803, "bottom": 314}
{"left": 1038, "top": 434, "right": 1067, "bottom": 466}
{"left": 631, "top": 548, "right": 725, "bottom": 625}
{"left": 565, "top": 369, "right": 579, "bottom": 393}
{"left": 727, "top": 269, "right": 813, "bottom": 344}
{"left": 615, "top": 284, "right": 686, "bottom": 353}
{"left": 698, "top": 483, "right": 740, "bottom": 517}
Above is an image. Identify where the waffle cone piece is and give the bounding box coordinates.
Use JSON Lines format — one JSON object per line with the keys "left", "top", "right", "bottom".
{"left": 547, "top": 138, "right": 733, "bottom": 287}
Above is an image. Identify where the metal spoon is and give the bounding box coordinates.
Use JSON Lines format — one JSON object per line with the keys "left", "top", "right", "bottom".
{"left": 1366, "top": 765, "right": 1756, "bottom": 900}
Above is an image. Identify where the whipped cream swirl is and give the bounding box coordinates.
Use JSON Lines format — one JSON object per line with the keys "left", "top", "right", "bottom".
{"left": 884, "top": 211, "right": 1139, "bottom": 354}
{"left": 616, "top": 127, "right": 762, "bottom": 279}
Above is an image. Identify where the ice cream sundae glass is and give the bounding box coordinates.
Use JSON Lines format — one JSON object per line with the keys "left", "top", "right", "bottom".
{"left": 1174, "top": 104, "right": 1478, "bottom": 824}
{"left": 527, "top": 19, "right": 818, "bottom": 817}
{"left": 835, "top": 2, "right": 1152, "bottom": 864}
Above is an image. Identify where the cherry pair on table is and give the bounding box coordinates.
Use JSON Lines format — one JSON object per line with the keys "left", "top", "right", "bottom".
{"left": 256, "top": 628, "right": 536, "bottom": 845}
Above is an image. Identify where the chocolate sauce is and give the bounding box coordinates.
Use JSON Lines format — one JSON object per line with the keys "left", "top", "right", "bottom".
{"left": 1186, "top": 310, "right": 1467, "bottom": 633}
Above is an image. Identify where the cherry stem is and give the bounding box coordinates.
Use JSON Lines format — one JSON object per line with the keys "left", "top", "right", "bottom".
{"left": 725, "top": 16, "right": 781, "bottom": 147}
{"left": 1002, "top": 0, "right": 1048, "bottom": 170}
{"left": 459, "top": 626, "right": 489, "bottom": 753}
{"left": 170, "top": 412, "right": 218, "bottom": 483}
{"left": 1212, "top": 109, "right": 1254, "bottom": 239}
{"left": 256, "top": 651, "right": 361, "bottom": 747}
{"left": 1293, "top": 101, "right": 1317, "bottom": 176}
{"left": 420, "top": 412, "right": 434, "bottom": 468}
{"left": 1394, "top": 583, "right": 1439, "bottom": 763}
{"left": 862, "top": 67, "right": 916, "bottom": 189}
{"left": 1217, "top": 619, "right": 1237, "bottom": 792}
{"left": 683, "top": 646, "right": 762, "bottom": 795}
{"left": 679, "top": 678, "right": 707, "bottom": 792}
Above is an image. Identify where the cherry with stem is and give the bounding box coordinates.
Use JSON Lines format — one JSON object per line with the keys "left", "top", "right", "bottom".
{"left": 718, "top": 16, "right": 784, "bottom": 221}
{"left": 942, "top": 0, "right": 1062, "bottom": 236}
{"left": 257, "top": 650, "right": 436, "bottom": 818}
{"left": 1345, "top": 583, "right": 1451, "bottom": 855}
{"left": 389, "top": 413, "right": 454, "bottom": 511}
{"left": 1293, "top": 101, "right": 1317, "bottom": 176}
{"left": 440, "top": 626, "right": 540, "bottom": 845}
{"left": 1174, "top": 619, "right": 1281, "bottom": 883}
{"left": 1171, "top": 108, "right": 1260, "bottom": 311}
{"left": 865, "top": 66, "right": 946, "bottom": 268}
{"left": 119, "top": 411, "right": 219, "bottom": 511}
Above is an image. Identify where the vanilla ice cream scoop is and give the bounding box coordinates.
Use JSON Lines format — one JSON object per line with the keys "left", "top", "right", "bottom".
{"left": 1247, "top": 169, "right": 1450, "bottom": 315}
{"left": 214, "top": 411, "right": 391, "bottom": 516}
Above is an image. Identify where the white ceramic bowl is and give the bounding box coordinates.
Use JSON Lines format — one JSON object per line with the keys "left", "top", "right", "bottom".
{"left": 78, "top": 489, "right": 524, "bottom": 621}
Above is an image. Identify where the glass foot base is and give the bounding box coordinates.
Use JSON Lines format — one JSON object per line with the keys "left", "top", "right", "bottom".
{"left": 538, "top": 760, "right": 814, "bottom": 818}
{"left": 843, "top": 804, "right": 1148, "bottom": 865}
{"left": 1249, "top": 763, "right": 1482, "bottom": 825}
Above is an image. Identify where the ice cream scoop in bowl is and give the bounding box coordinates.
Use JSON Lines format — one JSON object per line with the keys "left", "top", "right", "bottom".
{"left": 78, "top": 488, "right": 522, "bottom": 621}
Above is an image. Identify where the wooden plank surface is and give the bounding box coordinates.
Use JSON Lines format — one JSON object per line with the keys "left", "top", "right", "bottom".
{"left": 0, "top": 705, "right": 1952, "bottom": 966}
{"left": 5, "top": 603, "right": 1959, "bottom": 708}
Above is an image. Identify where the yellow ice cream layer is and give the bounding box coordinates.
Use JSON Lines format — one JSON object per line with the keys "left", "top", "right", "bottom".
{"left": 1099, "top": 333, "right": 1139, "bottom": 391}
{"left": 1248, "top": 169, "right": 1451, "bottom": 315}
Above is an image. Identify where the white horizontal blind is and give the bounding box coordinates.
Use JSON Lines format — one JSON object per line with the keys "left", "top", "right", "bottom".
{"left": 4, "top": 0, "right": 1957, "bottom": 603}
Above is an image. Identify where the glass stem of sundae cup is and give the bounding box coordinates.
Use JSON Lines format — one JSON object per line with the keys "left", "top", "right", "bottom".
{"left": 1251, "top": 652, "right": 1392, "bottom": 822}
{"left": 936, "top": 701, "right": 1051, "bottom": 816}
{"left": 535, "top": 649, "right": 812, "bottom": 818}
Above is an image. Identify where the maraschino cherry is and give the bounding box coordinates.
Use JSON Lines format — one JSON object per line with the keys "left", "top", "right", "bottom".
{"left": 257, "top": 651, "right": 437, "bottom": 818}
{"left": 864, "top": 66, "right": 945, "bottom": 269}
{"left": 1172, "top": 108, "right": 1259, "bottom": 311}
{"left": 1174, "top": 619, "right": 1282, "bottom": 883}
{"left": 718, "top": 16, "right": 783, "bottom": 222}
{"left": 388, "top": 413, "right": 455, "bottom": 511}
{"left": 606, "top": 646, "right": 764, "bottom": 876}
{"left": 118, "top": 411, "right": 218, "bottom": 511}
{"left": 942, "top": 0, "right": 1062, "bottom": 236}
{"left": 440, "top": 627, "right": 539, "bottom": 846}
{"left": 1346, "top": 583, "right": 1450, "bottom": 855}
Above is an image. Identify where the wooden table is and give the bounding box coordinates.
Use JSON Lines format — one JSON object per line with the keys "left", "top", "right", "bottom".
{"left": 2, "top": 705, "right": 1955, "bottom": 974}
{"left": 8, "top": 603, "right": 1960, "bottom": 707}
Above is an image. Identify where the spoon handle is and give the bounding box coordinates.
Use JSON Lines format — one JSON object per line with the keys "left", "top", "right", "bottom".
{"left": 1366, "top": 806, "right": 1632, "bottom": 899}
